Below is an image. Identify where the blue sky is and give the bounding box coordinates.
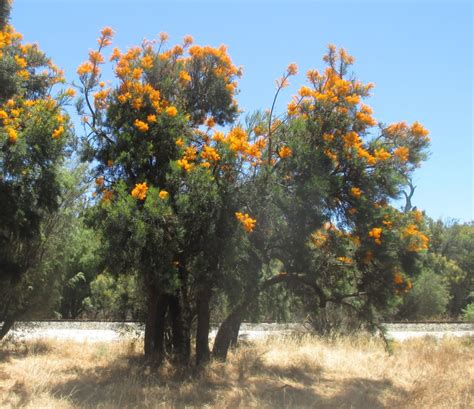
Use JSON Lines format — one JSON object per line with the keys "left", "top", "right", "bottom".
{"left": 11, "top": 0, "right": 473, "bottom": 222}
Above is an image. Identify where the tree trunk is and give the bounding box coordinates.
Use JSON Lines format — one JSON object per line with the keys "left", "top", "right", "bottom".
{"left": 144, "top": 287, "right": 168, "bottom": 363}
{"left": 212, "top": 273, "right": 315, "bottom": 361}
{"left": 196, "top": 286, "right": 212, "bottom": 365}
{"left": 168, "top": 292, "right": 190, "bottom": 365}
{"left": 144, "top": 286, "right": 158, "bottom": 355}
{"left": 212, "top": 304, "right": 245, "bottom": 361}
{"left": 0, "top": 316, "right": 14, "bottom": 341}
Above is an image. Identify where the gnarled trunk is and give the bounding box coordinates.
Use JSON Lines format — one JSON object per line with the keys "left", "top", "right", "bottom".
{"left": 212, "top": 304, "right": 245, "bottom": 361}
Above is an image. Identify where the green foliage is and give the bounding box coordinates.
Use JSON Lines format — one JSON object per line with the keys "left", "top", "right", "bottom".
{"left": 399, "top": 269, "right": 451, "bottom": 320}
{"left": 83, "top": 272, "right": 144, "bottom": 320}
{"left": 461, "top": 299, "right": 474, "bottom": 322}
{"left": 423, "top": 220, "right": 474, "bottom": 317}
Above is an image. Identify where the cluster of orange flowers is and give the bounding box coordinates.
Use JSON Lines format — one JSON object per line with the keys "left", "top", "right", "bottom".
{"left": 278, "top": 146, "right": 292, "bottom": 158}
{"left": 131, "top": 182, "right": 148, "bottom": 200}
{"left": 76, "top": 27, "right": 251, "bottom": 189}
{"left": 1, "top": 96, "right": 68, "bottom": 144}
{"left": 311, "top": 230, "right": 328, "bottom": 247}
{"left": 403, "top": 223, "right": 429, "bottom": 252}
{"left": 235, "top": 212, "right": 256, "bottom": 233}
{"left": 368, "top": 227, "right": 383, "bottom": 245}
{"left": 176, "top": 125, "right": 268, "bottom": 173}
{"left": 1, "top": 24, "right": 70, "bottom": 145}
{"left": 393, "top": 271, "right": 413, "bottom": 293}
{"left": 337, "top": 256, "right": 353, "bottom": 264}
{"left": 279, "top": 46, "right": 430, "bottom": 174}
{"left": 350, "top": 187, "right": 362, "bottom": 198}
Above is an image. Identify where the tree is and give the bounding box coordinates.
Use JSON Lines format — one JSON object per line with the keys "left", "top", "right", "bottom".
{"left": 212, "top": 46, "right": 431, "bottom": 358}
{"left": 0, "top": 14, "right": 73, "bottom": 339}
{"left": 77, "top": 29, "right": 260, "bottom": 365}
{"left": 421, "top": 219, "right": 474, "bottom": 317}
{"left": 398, "top": 269, "right": 450, "bottom": 320}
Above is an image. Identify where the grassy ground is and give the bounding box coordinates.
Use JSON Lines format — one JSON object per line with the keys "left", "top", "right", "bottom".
{"left": 0, "top": 334, "right": 472, "bottom": 408}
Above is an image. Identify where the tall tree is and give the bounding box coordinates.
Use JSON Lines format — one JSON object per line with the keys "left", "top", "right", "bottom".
{"left": 77, "top": 29, "right": 259, "bottom": 364}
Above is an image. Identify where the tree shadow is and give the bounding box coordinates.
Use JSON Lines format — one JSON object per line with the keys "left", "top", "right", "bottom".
{"left": 248, "top": 376, "right": 408, "bottom": 408}
{"left": 253, "top": 361, "right": 322, "bottom": 385}
{"left": 45, "top": 352, "right": 409, "bottom": 408}
{"left": 49, "top": 354, "right": 219, "bottom": 408}
{"left": 321, "top": 377, "right": 408, "bottom": 409}
{"left": 0, "top": 338, "right": 54, "bottom": 362}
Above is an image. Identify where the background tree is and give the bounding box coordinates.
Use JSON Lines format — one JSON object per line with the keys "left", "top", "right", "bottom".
{"left": 396, "top": 219, "right": 474, "bottom": 320}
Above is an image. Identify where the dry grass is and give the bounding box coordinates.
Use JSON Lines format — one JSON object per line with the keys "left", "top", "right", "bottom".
{"left": 0, "top": 334, "right": 472, "bottom": 408}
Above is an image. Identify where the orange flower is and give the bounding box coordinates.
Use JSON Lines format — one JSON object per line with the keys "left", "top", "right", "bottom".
{"left": 183, "top": 35, "right": 193, "bottom": 46}
{"left": 411, "top": 121, "right": 429, "bottom": 138}
{"left": 134, "top": 119, "right": 149, "bottom": 132}
{"left": 201, "top": 145, "right": 220, "bottom": 162}
{"left": 286, "top": 63, "right": 298, "bottom": 76}
{"left": 14, "top": 55, "right": 27, "bottom": 68}
{"left": 368, "top": 227, "right": 382, "bottom": 245}
{"left": 394, "top": 146, "right": 409, "bottom": 162}
{"left": 311, "top": 230, "right": 327, "bottom": 246}
{"left": 394, "top": 272, "right": 404, "bottom": 285}
{"left": 52, "top": 126, "right": 64, "bottom": 139}
{"left": 64, "top": 88, "right": 76, "bottom": 97}
{"left": 89, "top": 50, "right": 104, "bottom": 65}
{"left": 77, "top": 61, "right": 94, "bottom": 75}
{"left": 6, "top": 127, "right": 17, "bottom": 142}
{"left": 177, "top": 158, "right": 193, "bottom": 172}
{"left": 235, "top": 212, "right": 256, "bottom": 233}
{"left": 350, "top": 187, "right": 362, "bottom": 198}
{"left": 159, "top": 190, "right": 169, "bottom": 200}
{"left": 101, "top": 27, "right": 114, "bottom": 38}
{"left": 165, "top": 106, "right": 178, "bottom": 117}
{"left": 278, "top": 146, "right": 292, "bottom": 158}
{"left": 345, "top": 95, "right": 360, "bottom": 105}
{"left": 141, "top": 55, "right": 154, "bottom": 69}
{"left": 179, "top": 70, "right": 191, "bottom": 85}
{"left": 205, "top": 117, "right": 216, "bottom": 128}
{"left": 324, "top": 149, "right": 337, "bottom": 162}
{"left": 131, "top": 182, "right": 148, "bottom": 200}
{"left": 374, "top": 148, "right": 391, "bottom": 161}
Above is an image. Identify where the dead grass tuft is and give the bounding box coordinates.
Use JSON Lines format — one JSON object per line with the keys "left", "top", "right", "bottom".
{"left": 0, "top": 334, "right": 472, "bottom": 408}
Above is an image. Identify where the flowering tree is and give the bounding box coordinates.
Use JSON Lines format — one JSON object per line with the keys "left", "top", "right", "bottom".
{"left": 78, "top": 29, "right": 269, "bottom": 364}
{"left": 0, "top": 17, "right": 73, "bottom": 339}
{"left": 212, "top": 46, "right": 431, "bottom": 358}
{"left": 78, "top": 26, "right": 431, "bottom": 364}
